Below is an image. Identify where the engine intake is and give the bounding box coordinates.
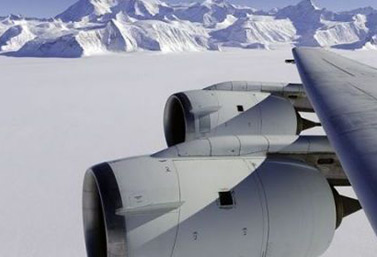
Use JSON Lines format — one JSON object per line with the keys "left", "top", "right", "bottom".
{"left": 83, "top": 163, "right": 127, "bottom": 257}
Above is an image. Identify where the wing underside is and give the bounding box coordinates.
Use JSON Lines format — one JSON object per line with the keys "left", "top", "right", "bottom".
{"left": 293, "top": 47, "right": 377, "bottom": 234}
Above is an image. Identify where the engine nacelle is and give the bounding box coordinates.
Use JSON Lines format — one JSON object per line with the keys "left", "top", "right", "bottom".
{"left": 163, "top": 90, "right": 309, "bottom": 147}
{"left": 83, "top": 156, "right": 336, "bottom": 257}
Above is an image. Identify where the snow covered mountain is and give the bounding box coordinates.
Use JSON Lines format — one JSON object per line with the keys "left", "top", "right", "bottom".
{"left": 56, "top": 0, "right": 174, "bottom": 22}
{"left": 1, "top": 0, "right": 377, "bottom": 57}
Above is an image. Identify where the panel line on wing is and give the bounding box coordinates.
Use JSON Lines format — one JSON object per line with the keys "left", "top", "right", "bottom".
{"left": 348, "top": 82, "right": 377, "bottom": 102}
{"left": 322, "top": 58, "right": 355, "bottom": 77}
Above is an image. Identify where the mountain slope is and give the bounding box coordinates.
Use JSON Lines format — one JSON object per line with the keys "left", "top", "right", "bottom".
{"left": 210, "top": 16, "right": 297, "bottom": 48}
{"left": 0, "top": 25, "right": 36, "bottom": 51}
{"left": 172, "top": 0, "right": 256, "bottom": 27}
{"left": 1, "top": 0, "right": 377, "bottom": 57}
{"left": 56, "top": 0, "right": 173, "bottom": 22}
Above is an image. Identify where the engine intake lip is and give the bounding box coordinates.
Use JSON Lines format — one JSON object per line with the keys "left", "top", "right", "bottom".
{"left": 83, "top": 163, "right": 127, "bottom": 257}
{"left": 164, "top": 93, "right": 195, "bottom": 147}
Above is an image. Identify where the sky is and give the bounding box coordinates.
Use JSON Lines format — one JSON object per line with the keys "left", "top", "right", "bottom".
{"left": 1, "top": 0, "right": 377, "bottom": 18}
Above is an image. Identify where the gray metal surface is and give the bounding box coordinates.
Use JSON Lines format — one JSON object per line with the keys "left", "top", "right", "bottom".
{"left": 204, "top": 81, "right": 313, "bottom": 112}
{"left": 293, "top": 47, "right": 377, "bottom": 235}
{"left": 105, "top": 155, "right": 336, "bottom": 257}
{"left": 164, "top": 91, "right": 300, "bottom": 146}
{"left": 83, "top": 163, "right": 127, "bottom": 257}
{"left": 154, "top": 135, "right": 334, "bottom": 158}
{"left": 154, "top": 135, "right": 349, "bottom": 185}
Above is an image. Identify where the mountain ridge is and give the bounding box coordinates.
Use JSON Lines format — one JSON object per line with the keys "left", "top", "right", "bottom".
{"left": 1, "top": 0, "right": 377, "bottom": 57}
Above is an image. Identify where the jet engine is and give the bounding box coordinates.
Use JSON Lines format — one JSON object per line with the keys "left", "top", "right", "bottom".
{"left": 83, "top": 157, "right": 336, "bottom": 257}
{"left": 164, "top": 90, "right": 317, "bottom": 146}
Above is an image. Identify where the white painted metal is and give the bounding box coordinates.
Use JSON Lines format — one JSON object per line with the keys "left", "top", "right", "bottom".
{"left": 276, "top": 136, "right": 333, "bottom": 154}
{"left": 154, "top": 135, "right": 335, "bottom": 158}
{"left": 256, "top": 160, "right": 336, "bottom": 257}
{"left": 213, "top": 91, "right": 265, "bottom": 136}
{"left": 163, "top": 90, "right": 299, "bottom": 146}
{"left": 172, "top": 158, "right": 266, "bottom": 257}
{"left": 92, "top": 155, "right": 336, "bottom": 257}
{"left": 204, "top": 81, "right": 304, "bottom": 95}
{"left": 204, "top": 81, "right": 313, "bottom": 112}
{"left": 110, "top": 157, "right": 180, "bottom": 257}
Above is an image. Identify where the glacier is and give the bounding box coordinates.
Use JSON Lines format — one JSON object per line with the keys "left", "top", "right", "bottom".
{"left": 1, "top": 0, "right": 377, "bottom": 57}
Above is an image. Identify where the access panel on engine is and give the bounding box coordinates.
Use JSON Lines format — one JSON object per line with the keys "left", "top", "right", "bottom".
{"left": 172, "top": 158, "right": 268, "bottom": 257}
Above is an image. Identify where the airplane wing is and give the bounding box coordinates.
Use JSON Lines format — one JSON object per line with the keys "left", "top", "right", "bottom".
{"left": 293, "top": 47, "right": 377, "bottom": 235}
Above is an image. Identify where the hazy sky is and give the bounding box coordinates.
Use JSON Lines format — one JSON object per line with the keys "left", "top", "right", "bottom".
{"left": 1, "top": 0, "right": 377, "bottom": 18}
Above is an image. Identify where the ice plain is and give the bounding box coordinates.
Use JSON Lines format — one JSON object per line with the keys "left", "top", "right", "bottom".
{"left": 0, "top": 48, "right": 377, "bottom": 257}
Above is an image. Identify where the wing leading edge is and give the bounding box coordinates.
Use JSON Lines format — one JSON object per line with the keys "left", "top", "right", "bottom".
{"left": 293, "top": 48, "right": 377, "bottom": 235}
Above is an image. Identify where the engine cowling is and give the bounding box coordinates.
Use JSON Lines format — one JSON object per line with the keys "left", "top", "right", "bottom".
{"left": 163, "top": 90, "right": 310, "bottom": 147}
{"left": 83, "top": 156, "right": 337, "bottom": 257}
